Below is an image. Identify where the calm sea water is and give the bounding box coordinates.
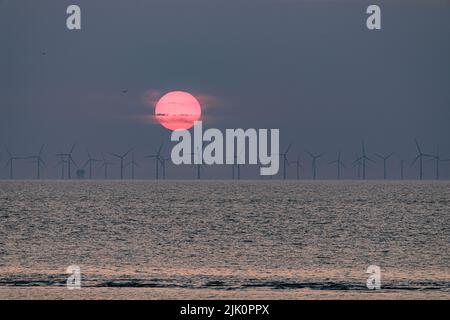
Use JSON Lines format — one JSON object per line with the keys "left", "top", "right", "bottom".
{"left": 0, "top": 180, "right": 448, "bottom": 299}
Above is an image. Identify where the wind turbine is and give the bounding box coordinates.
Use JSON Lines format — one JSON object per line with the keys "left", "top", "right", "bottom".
{"left": 411, "top": 139, "right": 432, "bottom": 180}
{"left": 353, "top": 141, "right": 375, "bottom": 180}
{"left": 109, "top": 149, "right": 132, "bottom": 180}
{"left": 26, "top": 144, "right": 46, "bottom": 180}
{"left": 83, "top": 149, "right": 101, "bottom": 179}
{"left": 291, "top": 154, "right": 303, "bottom": 180}
{"left": 227, "top": 149, "right": 244, "bottom": 180}
{"left": 56, "top": 143, "right": 77, "bottom": 179}
{"left": 99, "top": 153, "right": 114, "bottom": 179}
{"left": 159, "top": 157, "right": 170, "bottom": 180}
{"left": 125, "top": 152, "right": 139, "bottom": 180}
{"left": 229, "top": 148, "right": 245, "bottom": 180}
{"left": 306, "top": 151, "right": 325, "bottom": 180}
{"left": 145, "top": 142, "right": 163, "bottom": 180}
{"left": 5, "top": 148, "right": 24, "bottom": 179}
{"left": 54, "top": 152, "right": 68, "bottom": 179}
{"left": 374, "top": 152, "right": 394, "bottom": 180}
{"left": 279, "top": 143, "right": 292, "bottom": 180}
{"left": 353, "top": 155, "right": 362, "bottom": 180}
{"left": 190, "top": 145, "right": 205, "bottom": 180}
{"left": 426, "top": 148, "right": 450, "bottom": 180}
{"left": 329, "top": 150, "right": 345, "bottom": 180}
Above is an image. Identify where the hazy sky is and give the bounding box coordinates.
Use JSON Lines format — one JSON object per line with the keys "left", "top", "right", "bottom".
{"left": 1, "top": 0, "right": 449, "bottom": 179}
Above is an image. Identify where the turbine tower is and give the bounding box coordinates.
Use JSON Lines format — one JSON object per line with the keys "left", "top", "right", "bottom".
{"left": 145, "top": 142, "right": 163, "bottom": 180}
{"left": 427, "top": 148, "right": 450, "bottom": 180}
{"left": 54, "top": 153, "right": 68, "bottom": 179}
{"left": 191, "top": 146, "right": 204, "bottom": 180}
{"left": 26, "top": 145, "right": 46, "bottom": 180}
{"left": 56, "top": 143, "right": 77, "bottom": 179}
{"left": 353, "top": 141, "right": 374, "bottom": 180}
{"left": 279, "top": 143, "right": 292, "bottom": 180}
{"left": 291, "top": 154, "right": 303, "bottom": 180}
{"left": 329, "top": 150, "right": 345, "bottom": 180}
{"left": 411, "top": 139, "right": 432, "bottom": 180}
{"left": 99, "top": 153, "right": 114, "bottom": 179}
{"left": 159, "top": 157, "right": 170, "bottom": 180}
{"left": 231, "top": 148, "right": 245, "bottom": 180}
{"left": 306, "top": 151, "right": 325, "bottom": 180}
{"left": 5, "top": 148, "right": 24, "bottom": 180}
{"left": 83, "top": 149, "right": 101, "bottom": 179}
{"left": 109, "top": 149, "right": 132, "bottom": 180}
{"left": 353, "top": 155, "right": 362, "bottom": 180}
{"left": 374, "top": 152, "right": 394, "bottom": 180}
{"left": 125, "top": 152, "right": 139, "bottom": 180}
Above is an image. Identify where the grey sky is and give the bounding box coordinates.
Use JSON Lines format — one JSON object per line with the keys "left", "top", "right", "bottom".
{"left": 1, "top": 0, "right": 449, "bottom": 179}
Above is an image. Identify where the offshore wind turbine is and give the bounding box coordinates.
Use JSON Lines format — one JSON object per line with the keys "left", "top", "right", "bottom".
{"left": 54, "top": 152, "right": 67, "bottom": 179}
{"left": 353, "top": 141, "right": 375, "bottom": 180}
{"left": 109, "top": 149, "right": 132, "bottom": 180}
{"left": 374, "top": 152, "right": 394, "bottom": 180}
{"left": 99, "top": 153, "right": 114, "bottom": 179}
{"left": 159, "top": 157, "right": 170, "bottom": 180}
{"left": 145, "top": 142, "right": 163, "bottom": 180}
{"left": 5, "top": 148, "right": 24, "bottom": 180}
{"left": 83, "top": 149, "right": 101, "bottom": 179}
{"left": 191, "top": 146, "right": 204, "bottom": 180}
{"left": 279, "top": 143, "right": 292, "bottom": 180}
{"left": 26, "top": 144, "right": 46, "bottom": 180}
{"left": 125, "top": 151, "right": 139, "bottom": 180}
{"left": 230, "top": 148, "right": 245, "bottom": 180}
{"left": 291, "top": 154, "right": 303, "bottom": 180}
{"left": 411, "top": 139, "right": 432, "bottom": 180}
{"left": 427, "top": 148, "right": 450, "bottom": 180}
{"left": 56, "top": 143, "right": 77, "bottom": 179}
{"left": 306, "top": 151, "right": 325, "bottom": 180}
{"left": 353, "top": 156, "right": 362, "bottom": 180}
{"left": 329, "top": 150, "right": 345, "bottom": 180}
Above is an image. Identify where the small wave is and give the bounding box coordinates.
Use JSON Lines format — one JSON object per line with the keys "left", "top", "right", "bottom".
{"left": 0, "top": 277, "right": 448, "bottom": 291}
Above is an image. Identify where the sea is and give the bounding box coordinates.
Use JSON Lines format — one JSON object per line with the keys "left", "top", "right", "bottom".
{"left": 0, "top": 180, "right": 448, "bottom": 299}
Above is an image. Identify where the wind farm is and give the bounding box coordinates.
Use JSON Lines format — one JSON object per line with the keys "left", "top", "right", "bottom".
{"left": 1, "top": 139, "right": 449, "bottom": 180}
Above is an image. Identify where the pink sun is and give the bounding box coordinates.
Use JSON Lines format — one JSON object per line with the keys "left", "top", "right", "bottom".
{"left": 155, "top": 91, "right": 202, "bottom": 131}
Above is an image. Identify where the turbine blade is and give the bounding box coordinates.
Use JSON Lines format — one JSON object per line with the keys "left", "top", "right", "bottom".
{"left": 124, "top": 148, "right": 133, "bottom": 157}
{"left": 157, "top": 142, "right": 164, "bottom": 155}
{"left": 411, "top": 154, "right": 420, "bottom": 166}
{"left": 39, "top": 144, "right": 45, "bottom": 156}
{"left": 69, "top": 143, "right": 76, "bottom": 154}
{"left": 414, "top": 139, "right": 422, "bottom": 154}
{"left": 5, "top": 147, "right": 12, "bottom": 158}
{"left": 109, "top": 153, "right": 121, "bottom": 158}
{"left": 285, "top": 143, "right": 292, "bottom": 155}
{"left": 374, "top": 153, "right": 383, "bottom": 159}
